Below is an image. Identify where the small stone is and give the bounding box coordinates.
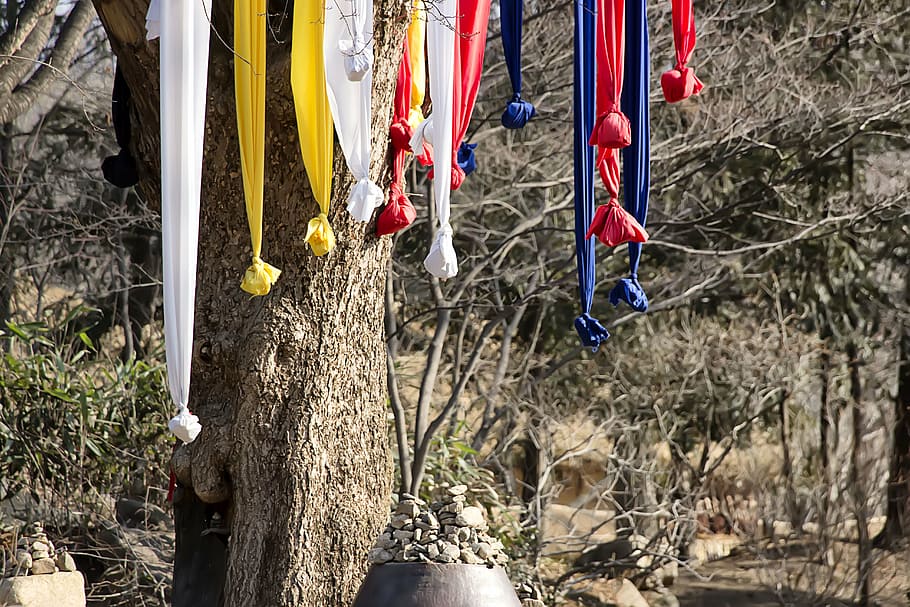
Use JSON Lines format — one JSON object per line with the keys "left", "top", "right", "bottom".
{"left": 460, "top": 549, "right": 482, "bottom": 564}
{"left": 374, "top": 533, "right": 397, "bottom": 550}
{"left": 447, "top": 484, "right": 468, "bottom": 496}
{"left": 522, "top": 601, "right": 545, "bottom": 607}
{"left": 392, "top": 530, "right": 414, "bottom": 542}
{"left": 390, "top": 514, "right": 411, "bottom": 529}
{"left": 456, "top": 527, "right": 471, "bottom": 542}
{"left": 31, "top": 550, "right": 50, "bottom": 560}
{"left": 443, "top": 525, "right": 457, "bottom": 536}
{"left": 455, "top": 506, "right": 485, "bottom": 528}
{"left": 15, "top": 550, "right": 32, "bottom": 571}
{"left": 396, "top": 500, "right": 420, "bottom": 518}
{"left": 427, "top": 544, "right": 440, "bottom": 559}
{"left": 413, "top": 528, "right": 423, "bottom": 542}
{"left": 439, "top": 541, "right": 461, "bottom": 560}
{"left": 367, "top": 548, "right": 394, "bottom": 564}
{"left": 56, "top": 551, "right": 77, "bottom": 572}
{"left": 474, "top": 542, "right": 493, "bottom": 559}
{"left": 30, "top": 558, "right": 57, "bottom": 575}
{"left": 451, "top": 495, "right": 466, "bottom": 503}
{"left": 441, "top": 502, "right": 464, "bottom": 514}
{"left": 436, "top": 553, "right": 455, "bottom": 563}
{"left": 30, "top": 541, "right": 49, "bottom": 553}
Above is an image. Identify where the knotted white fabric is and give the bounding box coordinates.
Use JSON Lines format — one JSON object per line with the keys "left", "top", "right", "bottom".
{"left": 146, "top": 0, "right": 160, "bottom": 40}
{"left": 424, "top": 222, "right": 458, "bottom": 277}
{"left": 339, "top": 37, "right": 373, "bottom": 82}
{"left": 420, "top": 0, "right": 458, "bottom": 279}
{"left": 324, "top": 0, "right": 382, "bottom": 223}
{"left": 409, "top": 114, "right": 435, "bottom": 150}
{"left": 160, "top": 0, "right": 211, "bottom": 444}
{"left": 168, "top": 406, "right": 202, "bottom": 444}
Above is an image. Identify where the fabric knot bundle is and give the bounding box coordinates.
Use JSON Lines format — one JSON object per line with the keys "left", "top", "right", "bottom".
{"left": 169, "top": 406, "right": 202, "bottom": 444}
{"left": 377, "top": 35, "right": 419, "bottom": 237}
{"left": 340, "top": 36, "right": 374, "bottom": 81}
{"left": 590, "top": 102, "right": 631, "bottom": 149}
{"left": 377, "top": 182, "right": 416, "bottom": 237}
{"left": 348, "top": 178, "right": 385, "bottom": 222}
{"left": 305, "top": 212, "right": 336, "bottom": 257}
{"left": 389, "top": 117, "right": 414, "bottom": 152}
{"left": 609, "top": 275, "right": 648, "bottom": 312}
{"left": 660, "top": 64, "right": 703, "bottom": 103}
{"left": 102, "top": 66, "right": 139, "bottom": 188}
{"left": 574, "top": 313, "right": 611, "bottom": 350}
{"left": 585, "top": 197, "right": 648, "bottom": 248}
{"left": 457, "top": 141, "right": 478, "bottom": 177}
{"left": 501, "top": 93, "right": 536, "bottom": 129}
{"left": 424, "top": 223, "right": 458, "bottom": 279}
{"left": 241, "top": 255, "right": 282, "bottom": 296}
{"left": 499, "top": 0, "right": 535, "bottom": 129}
{"left": 661, "top": 0, "right": 704, "bottom": 103}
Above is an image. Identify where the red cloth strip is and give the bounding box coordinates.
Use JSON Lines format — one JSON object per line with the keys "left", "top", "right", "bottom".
{"left": 661, "top": 0, "right": 704, "bottom": 103}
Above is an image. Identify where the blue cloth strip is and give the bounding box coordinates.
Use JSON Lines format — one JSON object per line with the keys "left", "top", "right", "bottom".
{"left": 610, "top": 0, "right": 650, "bottom": 313}
{"left": 500, "top": 0, "right": 536, "bottom": 128}
{"left": 574, "top": 0, "right": 609, "bottom": 350}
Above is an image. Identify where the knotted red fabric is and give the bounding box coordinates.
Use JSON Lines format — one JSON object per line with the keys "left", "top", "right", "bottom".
{"left": 586, "top": 0, "right": 646, "bottom": 249}
{"left": 585, "top": 197, "right": 648, "bottom": 247}
{"left": 589, "top": 0, "right": 630, "bottom": 154}
{"left": 661, "top": 0, "right": 704, "bottom": 103}
{"left": 377, "top": 39, "right": 419, "bottom": 236}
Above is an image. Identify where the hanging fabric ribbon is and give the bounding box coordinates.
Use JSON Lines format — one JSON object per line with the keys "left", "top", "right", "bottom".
{"left": 376, "top": 39, "right": 418, "bottom": 237}
{"left": 410, "top": 0, "right": 458, "bottom": 278}
{"left": 661, "top": 0, "right": 704, "bottom": 103}
{"left": 160, "top": 0, "right": 210, "bottom": 442}
{"left": 610, "top": 0, "right": 650, "bottom": 312}
{"left": 407, "top": 4, "right": 433, "bottom": 167}
{"left": 292, "top": 0, "right": 336, "bottom": 256}
{"left": 324, "top": 0, "right": 384, "bottom": 223}
{"left": 586, "top": 0, "right": 648, "bottom": 249}
{"left": 573, "top": 0, "right": 610, "bottom": 350}
{"left": 102, "top": 65, "right": 139, "bottom": 189}
{"left": 450, "top": 0, "right": 492, "bottom": 186}
{"left": 499, "top": 0, "right": 535, "bottom": 129}
{"left": 236, "top": 0, "right": 281, "bottom": 295}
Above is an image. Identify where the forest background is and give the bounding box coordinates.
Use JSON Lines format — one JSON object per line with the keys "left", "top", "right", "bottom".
{"left": 0, "top": 0, "right": 909, "bottom": 605}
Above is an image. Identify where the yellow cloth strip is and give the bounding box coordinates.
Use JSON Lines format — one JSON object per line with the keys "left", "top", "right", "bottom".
{"left": 291, "top": 0, "right": 335, "bottom": 256}
{"left": 407, "top": 0, "right": 426, "bottom": 128}
{"left": 236, "top": 0, "right": 280, "bottom": 295}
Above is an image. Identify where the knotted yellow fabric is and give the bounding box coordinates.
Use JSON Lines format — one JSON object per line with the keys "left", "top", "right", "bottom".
{"left": 236, "top": 0, "right": 280, "bottom": 295}
{"left": 407, "top": 0, "right": 427, "bottom": 129}
{"left": 291, "top": 0, "right": 335, "bottom": 256}
{"left": 305, "top": 213, "right": 336, "bottom": 257}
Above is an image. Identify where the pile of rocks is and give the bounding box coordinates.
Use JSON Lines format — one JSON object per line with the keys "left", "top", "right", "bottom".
{"left": 3, "top": 523, "right": 77, "bottom": 577}
{"left": 515, "top": 581, "right": 544, "bottom": 607}
{"left": 368, "top": 485, "right": 508, "bottom": 567}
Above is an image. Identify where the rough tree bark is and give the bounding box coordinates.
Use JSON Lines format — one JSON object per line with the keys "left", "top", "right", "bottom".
{"left": 90, "top": 1, "right": 409, "bottom": 605}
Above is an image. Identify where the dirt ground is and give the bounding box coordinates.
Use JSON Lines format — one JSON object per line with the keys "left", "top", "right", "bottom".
{"left": 674, "top": 541, "right": 910, "bottom": 607}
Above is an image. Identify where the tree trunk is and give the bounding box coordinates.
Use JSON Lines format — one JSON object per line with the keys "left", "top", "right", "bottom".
{"left": 880, "top": 273, "right": 910, "bottom": 546}
{"left": 90, "top": 1, "right": 408, "bottom": 605}
{"left": 847, "top": 341, "right": 871, "bottom": 606}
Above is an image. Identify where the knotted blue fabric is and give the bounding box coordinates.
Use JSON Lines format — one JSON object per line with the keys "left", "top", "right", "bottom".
{"left": 573, "top": 0, "right": 609, "bottom": 350}
{"left": 457, "top": 141, "right": 478, "bottom": 176}
{"left": 610, "top": 0, "right": 650, "bottom": 313}
{"left": 500, "top": 0, "right": 536, "bottom": 129}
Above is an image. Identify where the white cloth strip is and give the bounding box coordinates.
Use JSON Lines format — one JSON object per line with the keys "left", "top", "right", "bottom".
{"left": 160, "top": 0, "right": 211, "bottom": 443}
{"left": 325, "top": 0, "right": 383, "bottom": 222}
{"left": 413, "top": 0, "right": 458, "bottom": 278}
